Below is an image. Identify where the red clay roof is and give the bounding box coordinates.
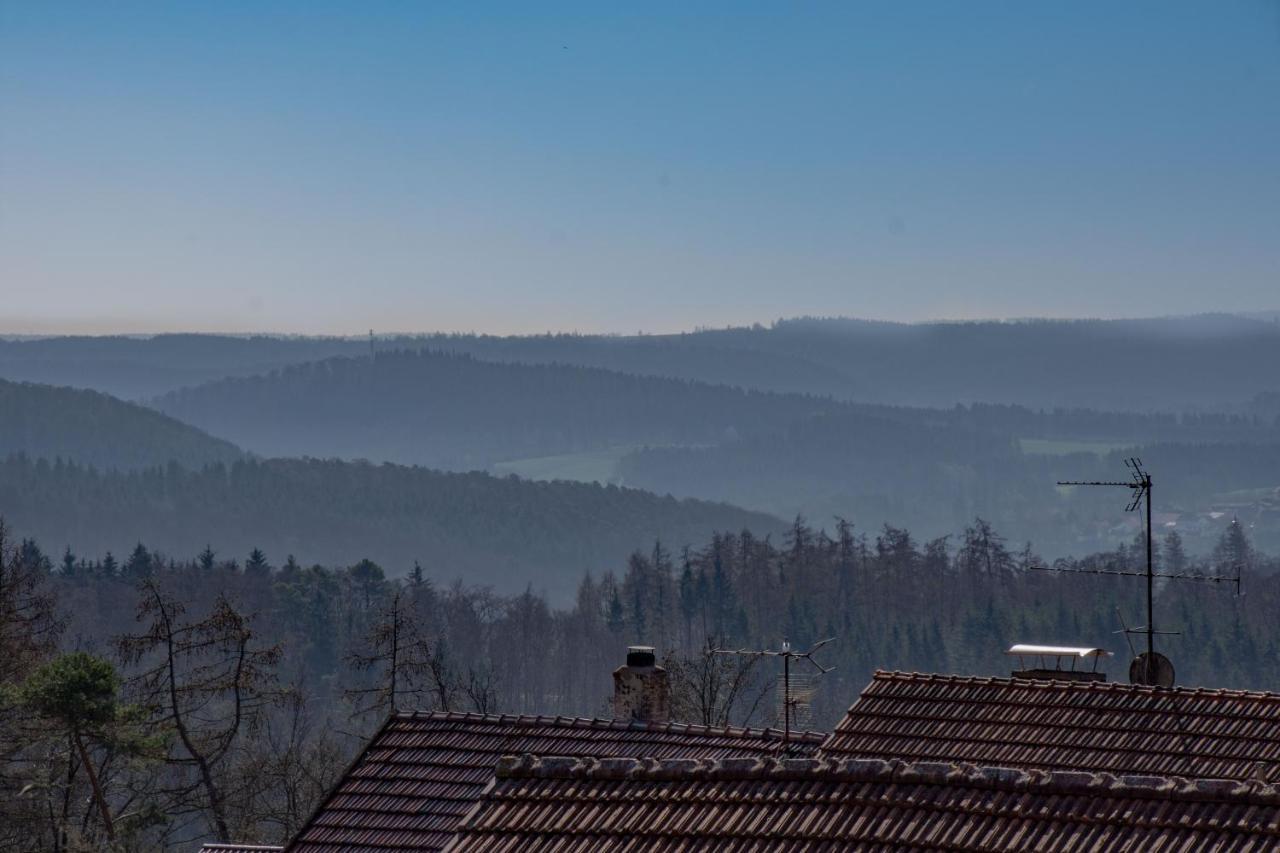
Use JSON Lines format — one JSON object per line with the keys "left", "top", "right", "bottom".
{"left": 446, "top": 755, "right": 1280, "bottom": 851}
{"left": 819, "top": 670, "right": 1280, "bottom": 782}
{"left": 285, "top": 711, "right": 824, "bottom": 853}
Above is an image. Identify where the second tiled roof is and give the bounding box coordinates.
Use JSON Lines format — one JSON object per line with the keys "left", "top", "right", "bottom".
{"left": 286, "top": 711, "right": 823, "bottom": 853}
{"left": 820, "top": 670, "right": 1280, "bottom": 782}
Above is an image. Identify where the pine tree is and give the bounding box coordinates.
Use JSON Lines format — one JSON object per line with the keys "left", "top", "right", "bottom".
{"left": 606, "top": 586, "right": 625, "bottom": 636}
{"left": 18, "top": 652, "right": 125, "bottom": 843}
{"left": 16, "top": 539, "right": 52, "bottom": 575}
{"left": 60, "top": 546, "right": 77, "bottom": 579}
{"left": 280, "top": 554, "right": 302, "bottom": 580}
{"left": 245, "top": 548, "right": 271, "bottom": 578}
{"left": 1213, "top": 517, "right": 1252, "bottom": 578}
{"left": 350, "top": 559, "right": 386, "bottom": 611}
{"left": 123, "top": 543, "right": 154, "bottom": 580}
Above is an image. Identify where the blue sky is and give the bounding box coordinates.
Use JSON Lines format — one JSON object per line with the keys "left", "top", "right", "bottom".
{"left": 2, "top": 2, "right": 1277, "bottom": 334}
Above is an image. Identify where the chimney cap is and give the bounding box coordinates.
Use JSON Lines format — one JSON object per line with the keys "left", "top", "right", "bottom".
{"left": 1007, "top": 643, "right": 1111, "bottom": 683}
{"left": 626, "top": 646, "right": 657, "bottom": 667}
{"left": 1006, "top": 644, "right": 1112, "bottom": 659}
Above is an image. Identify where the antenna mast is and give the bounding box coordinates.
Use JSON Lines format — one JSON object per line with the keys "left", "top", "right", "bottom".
{"left": 712, "top": 637, "right": 834, "bottom": 745}
{"left": 1036, "top": 458, "right": 1241, "bottom": 686}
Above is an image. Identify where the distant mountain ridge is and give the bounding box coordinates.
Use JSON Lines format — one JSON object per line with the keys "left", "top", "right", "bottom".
{"left": 4, "top": 313, "right": 1279, "bottom": 409}
{"left": 0, "top": 334, "right": 375, "bottom": 399}
{"left": 0, "top": 378, "right": 243, "bottom": 470}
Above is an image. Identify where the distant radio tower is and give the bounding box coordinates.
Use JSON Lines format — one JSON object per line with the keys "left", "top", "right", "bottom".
{"left": 369, "top": 329, "right": 375, "bottom": 358}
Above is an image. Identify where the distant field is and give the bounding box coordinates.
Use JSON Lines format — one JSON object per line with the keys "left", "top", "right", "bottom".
{"left": 491, "top": 447, "right": 634, "bottom": 484}
{"left": 1019, "top": 438, "right": 1136, "bottom": 457}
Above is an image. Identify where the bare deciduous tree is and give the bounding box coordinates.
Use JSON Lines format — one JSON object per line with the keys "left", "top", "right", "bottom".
{"left": 663, "top": 640, "right": 773, "bottom": 728}
{"left": 347, "top": 588, "right": 502, "bottom": 719}
{"left": 117, "top": 580, "right": 283, "bottom": 842}
{"left": 247, "top": 689, "right": 351, "bottom": 842}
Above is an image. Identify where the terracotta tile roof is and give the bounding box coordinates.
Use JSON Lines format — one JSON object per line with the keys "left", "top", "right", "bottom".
{"left": 819, "top": 670, "right": 1280, "bottom": 783}
{"left": 285, "top": 711, "right": 824, "bottom": 853}
{"left": 447, "top": 755, "right": 1280, "bottom": 851}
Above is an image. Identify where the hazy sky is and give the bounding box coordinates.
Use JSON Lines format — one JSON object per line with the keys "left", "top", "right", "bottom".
{"left": 2, "top": 3, "right": 1278, "bottom": 335}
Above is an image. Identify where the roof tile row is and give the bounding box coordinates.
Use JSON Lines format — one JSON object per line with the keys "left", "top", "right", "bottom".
{"left": 446, "top": 755, "right": 1280, "bottom": 852}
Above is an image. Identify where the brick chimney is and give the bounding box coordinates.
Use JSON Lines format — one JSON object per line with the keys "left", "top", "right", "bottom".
{"left": 612, "top": 646, "right": 670, "bottom": 724}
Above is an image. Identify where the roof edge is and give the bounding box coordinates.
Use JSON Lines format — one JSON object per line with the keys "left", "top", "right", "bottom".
{"left": 392, "top": 709, "right": 827, "bottom": 743}
{"left": 492, "top": 754, "right": 1280, "bottom": 806}
{"left": 870, "top": 670, "right": 1280, "bottom": 700}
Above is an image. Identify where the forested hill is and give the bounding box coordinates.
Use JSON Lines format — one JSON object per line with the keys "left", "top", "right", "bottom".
{"left": 0, "top": 454, "right": 783, "bottom": 601}
{"left": 8, "top": 314, "right": 1280, "bottom": 409}
{"left": 151, "top": 349, "right": 835, "bottom": 469}
{"left": 0, "top": 379, "right": 243, "bottom": 470}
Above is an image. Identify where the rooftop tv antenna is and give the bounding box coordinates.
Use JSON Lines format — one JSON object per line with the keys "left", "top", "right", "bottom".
{"left": 712, "top": 637, "right": 835, "bottom": 746}
{"left": 1032, "top": 458, "right": 1241, "bottom": 686}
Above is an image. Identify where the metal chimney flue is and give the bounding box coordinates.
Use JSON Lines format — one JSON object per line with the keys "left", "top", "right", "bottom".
{"left": 612, "top": 645, "right": 670, "bottom": 724}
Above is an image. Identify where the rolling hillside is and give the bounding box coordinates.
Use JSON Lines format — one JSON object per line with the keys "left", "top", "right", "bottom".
{"left": 151, "top": 349, "right": 831, "bottom": 470}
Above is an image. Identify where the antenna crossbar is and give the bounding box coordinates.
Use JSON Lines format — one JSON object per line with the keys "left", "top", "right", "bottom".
{"left": 1030, "top": 565, "right": 1242, "bottom": 590}
{"left": 711, "top": 638, "right": 835, "bottom": 746}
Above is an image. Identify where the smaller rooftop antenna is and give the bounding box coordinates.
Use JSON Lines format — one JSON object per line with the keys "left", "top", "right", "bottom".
{"left": 712, "top": 637, "right": 835, "bottom": 746}
{"left": 1033, "top": 459, "right": 1241, "bottom": 686}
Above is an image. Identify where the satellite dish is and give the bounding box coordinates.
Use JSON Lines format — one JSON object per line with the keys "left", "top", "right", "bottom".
{"left": 1129, "top": 652, "right": 1175, "bottom": 687}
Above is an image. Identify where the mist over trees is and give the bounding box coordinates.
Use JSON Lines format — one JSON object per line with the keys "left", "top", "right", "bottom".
{"left": 143, "top": 346, "right": 1280, "bottom": 557}
{"left": 5, "top": 320, "right": 1279, "bottom": 573}
{"left": 621, "top": 430, "right": 1280, "bottom": 556}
